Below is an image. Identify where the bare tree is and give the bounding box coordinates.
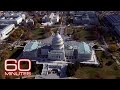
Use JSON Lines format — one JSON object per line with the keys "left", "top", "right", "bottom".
{"left": 1, "top": 49, "right": 10, "bottom": 60}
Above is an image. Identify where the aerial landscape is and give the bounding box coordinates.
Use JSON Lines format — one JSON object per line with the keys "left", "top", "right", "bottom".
{"left": 0, "top": 11, "right": 120, "bottom": 79}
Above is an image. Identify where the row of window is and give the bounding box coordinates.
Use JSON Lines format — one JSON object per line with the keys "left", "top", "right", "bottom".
{"left": 51, "top": 55, "right": 61, "bottom": 59}
{"left": 0, "top": 27, "right": 14, "bottom": 38}
{"left": 66, "top": 56, "right": 74, "bottom": 59}
{"left": 6, "top": 29, "right": 14, "bottom": 35}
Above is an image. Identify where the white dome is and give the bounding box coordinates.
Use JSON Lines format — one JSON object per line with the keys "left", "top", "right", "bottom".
{"left": 52, "top": 34, "right": 63, "bottom": 43}
{"left": 52, "top": 31, "right": 64, "bottom": 50}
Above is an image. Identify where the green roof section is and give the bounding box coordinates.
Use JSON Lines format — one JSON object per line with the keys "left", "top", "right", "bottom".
{"left": 78, "top": 42, "right": 91, "bottom": 54}
{"left": 64, "top": 41, "right": 92, "bottom": 54}
{"left": 23, "top": 40, "right": 40, "bottom": 52}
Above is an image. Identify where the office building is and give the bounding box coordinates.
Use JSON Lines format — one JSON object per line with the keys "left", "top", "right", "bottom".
{"left": 0, "top": 24, "right": 15, "bottom": 40}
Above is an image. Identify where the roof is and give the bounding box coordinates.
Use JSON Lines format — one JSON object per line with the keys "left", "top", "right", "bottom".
{"left": 105, "top": 15, "right": 120, "bottom": 26}
{"left": 80, "top": 50, "right": 99, "bottom": 65}
{"left": 0, "top": 15, "right": 20, "bottom": 20}
{"left": 114, "top": 25, "right": 120, "bottom": 36}
{"left": 23, "top": 40, "right": 39, "bottom": 52}
{"left": 64, "top": 41, "right": 92, "bottom": 54}
{"left": 0, "top": 24, "right": 15, "bottom": 33}
{"left": 52, "top": 32, "right": 64, "bottom": 49}
{"left": 105, "top": 14, "right": 120, "bottom": 36}
{"left": 0, "top": 24, "right": 8, "bottom": 29}
{"left": 73, "top": 11, "right": 99, "bottom": 25}
{"left": 78, "top": 42, "right": 91, "bottom": 54}
{"left": 49, "top": 13, "right": 59, "bottom": 20}
{"left": 64, "top": 41, "right": 80, "bottom": 49}
{"left": 41, "top": 45, "right": 50, "bottom": 49}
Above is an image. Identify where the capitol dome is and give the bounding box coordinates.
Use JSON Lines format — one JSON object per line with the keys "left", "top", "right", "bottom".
{"left": 67, "top": 45, "right": 73, "bottom": 50}
{"left": 52, "top": 31, "right": 64, "bottom": 50}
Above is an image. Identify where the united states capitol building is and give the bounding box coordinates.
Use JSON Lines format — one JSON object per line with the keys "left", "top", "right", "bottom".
{"left": 22, "top": 31, "right": 99, "bottom": 65}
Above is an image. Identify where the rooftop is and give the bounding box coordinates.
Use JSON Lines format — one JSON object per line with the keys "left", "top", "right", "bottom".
{"left": 78, "top": 42, "right": 92, "bottom": 54}
{"left": 114, "top": 25, "right": 120, "bottom": 35}
{"left": 0, "top": 16, "right": 19, "bottom": 20}
{"left": 0, "top": 24, "right": 8, "bottom": 29}
{"left": 65, "top": 41, "right": 92, "bottom": 54}
{"left": 23, "top": 40, "right": 39, "bottom": 52}
{"left": 73, "top": 12, "right": 99, "bottom": 25}
{"left": 0, "top": 24, "right": 14, "bottom": 32}
{"left": 41, "top": 45, "right": 51, "bottom": 49}
{"left": 105, "top": 14, "right": 120, "bottom": 25}
{"left": 64, "top": 41, "right": 80, "bottom": 49}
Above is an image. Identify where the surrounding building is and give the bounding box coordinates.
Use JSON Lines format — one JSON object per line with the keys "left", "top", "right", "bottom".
{"left": 25, "top": 18, "right": 34, "bottom": 25}
{"left": 72, "top": 11, "right": 99, "bottom": 28}
{"left": 0, "top": 12, "right": 25, "bottom": 25}
{"left": 0, "top": 24, "right": 15, "bottom": 40}
{"left": 104, "top": 14, "right": 120, "bottom": 27}
{"left": 114, "top": 25, "right": 120, "bottom": 39}
{"left": 41, "top": 13, "right": 60, "bottom": 26}
{"left": 104, "top": 14, "right": 120, "bottom": 41}
{"left": 3, "top": 11, "right": 26, "bottom": 20}
{"left": 36, "top": 62, "right": 67, "bottom": 78}
{"left": 0, "top": 12, "right": 26, "bottom": 41}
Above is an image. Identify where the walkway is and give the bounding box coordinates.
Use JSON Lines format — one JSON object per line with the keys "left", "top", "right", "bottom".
{"left": 101, "top": 36, "right": 108, "bottom": 48}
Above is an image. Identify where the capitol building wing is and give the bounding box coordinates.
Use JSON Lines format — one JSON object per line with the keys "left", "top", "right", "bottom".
{"left": 23, "top": 31, "right": 99, "bottom": 65}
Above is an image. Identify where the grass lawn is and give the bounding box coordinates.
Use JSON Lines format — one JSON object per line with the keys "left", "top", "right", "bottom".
{"left": 104, "top": 33, "right": 117, "bottom": 44}
{"left": 33, "top": 28, "right": 44, "bottom": 35}
{"left": 32, "top": 28, "right": 51, "bottom": 40}
{"left": 65, "top": 27, "right": 97, "bottom": 41}
{"left": 74, "top": 51, "right": 120, "bottom": 79}
{"left": 32, "top": 28, "right": 44, "bottom": 39}
{"left": 75, "top": 30, "right": 91, "bottom": 41}
{"left": 64, "top": 26, "right": 74, "bottom": 35}
{"left": 74, "top": 64, "right": 120, "bottom": 79}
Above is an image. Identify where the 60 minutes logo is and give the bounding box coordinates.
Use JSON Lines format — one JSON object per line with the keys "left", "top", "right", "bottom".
{"left": 4, "top": 59, "right": 31, "bottom": 76}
